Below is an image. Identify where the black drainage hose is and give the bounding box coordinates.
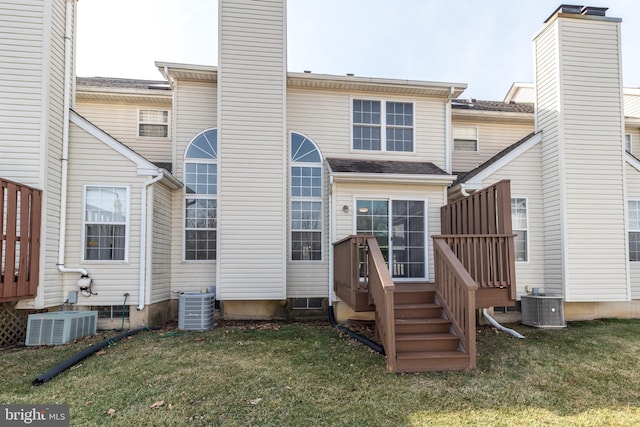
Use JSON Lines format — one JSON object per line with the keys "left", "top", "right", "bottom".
{"left": 328, "top": 305, "right": 385, "bottom": 355}
{"left": 32, "top": 327, "right": 148, "bottom": 386}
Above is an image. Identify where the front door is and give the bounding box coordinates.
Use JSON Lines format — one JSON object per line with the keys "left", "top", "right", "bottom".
{"left": 356, "top": 199, "right": 427, "bottom": 280}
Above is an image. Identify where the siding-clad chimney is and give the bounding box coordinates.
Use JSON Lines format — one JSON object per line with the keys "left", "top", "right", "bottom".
{"left": 534, "top": 6, "right": 628, "bottom": 301}
{"left": 217, "top": 0, "right": 288, "bottom": 300}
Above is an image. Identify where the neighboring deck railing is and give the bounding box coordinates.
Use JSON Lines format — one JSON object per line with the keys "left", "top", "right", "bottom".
{"left": 433, "top": 238, "right": 477, "bottom": 368}
{"left": 1, "top": 178, "right": 41, "bottom": 302}
{"left": 333, "top": 235, "right": 373, "bottom": 311}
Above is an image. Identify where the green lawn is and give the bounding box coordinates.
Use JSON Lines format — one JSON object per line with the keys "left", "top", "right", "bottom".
{"left": 2, "top": 319, "right": 640, "bottom": 426}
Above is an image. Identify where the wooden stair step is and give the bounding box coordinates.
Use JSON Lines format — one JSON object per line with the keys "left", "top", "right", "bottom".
{"left": 395, "top": 333, "right": 459, "bottom": 352}
{"left": 395, "top": 317, "right": 451, "bottom": 334}
{"left": 395, "top": 350, "right": 470, "bottom": 372}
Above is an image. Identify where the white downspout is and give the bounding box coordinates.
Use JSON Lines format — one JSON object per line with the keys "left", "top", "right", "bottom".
{"left": 328, "top": 175, "right": 334, "bottom": 307}
{"left": 482, "top": 308, "right": 525, "bottom": 339}
{"left": 138, "top": 172, "right": 163, "bottom": 310}
{"left": 57, "top": 0, "right": 88, "bottom": 277}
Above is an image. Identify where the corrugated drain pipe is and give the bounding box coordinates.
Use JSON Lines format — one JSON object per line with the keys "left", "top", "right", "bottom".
{"left": 328, "top": 306, "right": 385, "bottom": 354}
{"left": 32, "top": 327, "right": 149, "bottom": 386}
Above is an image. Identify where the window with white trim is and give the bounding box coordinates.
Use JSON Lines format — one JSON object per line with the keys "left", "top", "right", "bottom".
{"left": 290, "top": 132, "right": 322, "bottom": 261}
{"left": 138, "top": 109, "right": 169, "bottom": 138}
{"left": 352, "top": 100, "right": 413, "bottom": 152}
{"left": 626, "top": 134, "right": 632, "bottom": 153}
{"left": 628, "top": 200, "right": 640, "bottom": 262}
{"left": 453, "top": 126, "right": 478, "bottom": 152}
{"left": 511, "top": 197, "right": 528, "bottom": 262}
{"left": 84, "top": 186, "right": 127, "bottom": 261}
{"left": 184, "top": 129, "right": 217, "bottom": 261}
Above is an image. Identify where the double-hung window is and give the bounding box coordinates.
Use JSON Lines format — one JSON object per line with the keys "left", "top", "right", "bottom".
{"left": 511, "top": 197, "right": 528, "bottom": 262}
{"left": 352, "top": 100, "right": 414, "bottom": 152}
{"left": 84, "top": 186, "right": 128, "bottom": 261}
{"left": 138, "top": 109, "right": 169, "bottom": 138}
{"left": 184, "top": 129, "right": 217, "bottom": 261}
{"left": 628, "top": 200, "right": 640, "bottom": 261}
{"left": 290, "top": 132, "right": 323, "bottom": 261}
{"left": 626, "top": 134, "right": 632, "bottom": 153}
{"left": 453, "top": 126, "right": 478, "bottom": 152}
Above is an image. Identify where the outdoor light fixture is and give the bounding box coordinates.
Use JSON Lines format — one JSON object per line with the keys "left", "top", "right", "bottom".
{"left": 342, "top": 205, "right": 349, "bottom": 213}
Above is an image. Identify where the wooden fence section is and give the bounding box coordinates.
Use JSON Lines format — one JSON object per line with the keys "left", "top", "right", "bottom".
{"left": 1, "top": 178, "right": 41, "bottom": 302}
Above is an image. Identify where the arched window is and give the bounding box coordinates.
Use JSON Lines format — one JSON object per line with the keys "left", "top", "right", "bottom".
{"left": 184, "top": 129, "right": 217, "bottom": 260}
{"left": 290, "top": 132, "right": 322, "bottom": 261}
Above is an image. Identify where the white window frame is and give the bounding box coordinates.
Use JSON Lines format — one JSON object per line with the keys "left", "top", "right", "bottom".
{"left": 511, "top": 196, "right": 529, "bottom": 263}
{"left": 628, "top": 200, "right": 640, "bottom": 262}
{"left": 453, "top": 126, "right": 479, "bottom": 152}
{"left": 290, "top": 131, "right": 323, "bottom": 262}
{"left": 353, "top": 196, "right": 429, "bottom": 281}
{"left": 183, "top": 129, "right": 217, "bottom": 262}
{"left": 82, "top": 185, "right": 130, "bottom": 263}
{"left": 137, "top": 108, "right": 170, "bottom": 138}
{"left": 625, "top": 134, "right": 632, "bottom": 153}
{"left": 351, "top": 98, "right": 415, "bottom": 153}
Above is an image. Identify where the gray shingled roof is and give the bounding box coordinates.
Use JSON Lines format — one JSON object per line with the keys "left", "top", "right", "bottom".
{"left": 76, "top": 76, "right": 170, "bottom": 90}
{"left": 452, "top": 99, "right": 534, "bottom": 114}
{"left": 327, "top": 158, "right": 449, "bottom": 176}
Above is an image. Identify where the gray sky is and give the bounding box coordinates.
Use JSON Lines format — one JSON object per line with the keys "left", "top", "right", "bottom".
{"left": 76, "top": 0, "right": 640, "bottom": 101}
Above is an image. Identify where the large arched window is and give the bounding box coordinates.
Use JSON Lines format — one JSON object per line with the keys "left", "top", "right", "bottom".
{"left": 290, "top": 132, "right": 322, "bottom": 261}
{"left": 184, "top": 129, "right": 217, "bottom": 260}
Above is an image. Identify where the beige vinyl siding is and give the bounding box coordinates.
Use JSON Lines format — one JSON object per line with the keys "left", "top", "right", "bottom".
{"left": 626, "top": 163, "right": 640, "bottom": 299}
{"left": 559, "top": 18, "right": 627, "bottom": 302}
{"left": 151, "top": 183, "right": 172, "bottom": 304}
{"left": 625, "top": 126, "right": 640, "bottom": 155}
{"left": 287, "top": 89, "right": 447, "bottom": 167}
{"left": 534, "top": 19, "right": 564, "bottom": 296}
{"left": 451, "top": 121, "right": 534, "bottom": 172}
{"left": 64, "top": 123, "right": 145, "bottom": 306}
{"left": 333, "top": 183, "right": 445, "bottom": 283}
{"left": 74, "top": 100, "right": 172, "bottom": 164}
{"left": 624, "top": 93, "right": 640, "bottom": 118}
{"left": 170, "top": 80, "right": 217, "bottom": 296}
{"left": 481, "top": 144, "right": 544, "bottom": 297}
{"left": 218, "top": 0, "right": 287, "bottom": 300}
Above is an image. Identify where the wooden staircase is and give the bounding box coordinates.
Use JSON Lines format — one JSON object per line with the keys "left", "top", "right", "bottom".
{"left": 392, "top": 283, "right": 470, "bottom": 372}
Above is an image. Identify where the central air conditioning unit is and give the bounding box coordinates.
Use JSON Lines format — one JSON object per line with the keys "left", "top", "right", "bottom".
{"left": 178, "top": 292, "right": 215, "bottom": 331}
{"left": 521, "top": 294, "right": 565, "bottom": 328}
{"left": 26, "top": 311, "right": 98, "bottom": 346}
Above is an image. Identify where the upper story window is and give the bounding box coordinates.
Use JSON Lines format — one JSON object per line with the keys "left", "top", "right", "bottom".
{"left": 352, "top": 100, "right": 414, "bottom": 152}
{"left": 84, "top": 186, "right": 128, "bottom": 261}
{"left": 184, "top": 129, "right": 217, "bottom": 261}
{"left": 626, "top": 134, "right": 632, "bottom": 153}
{"left": 453, "top": 126, "right": 478, "bottom": 152}
{"left": 138, "top": 109, "right": 169, "bottom": 138}
{"left": 290, "top": 132, "right": 323, "bottom": 261}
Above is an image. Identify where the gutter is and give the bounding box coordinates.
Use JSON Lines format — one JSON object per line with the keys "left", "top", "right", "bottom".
{"left": 57, "top": 0, "right": 89, "bottom": 278}
{"left": 445, "top": 86, "right": 454, "bottom": 174}
{"left": 138, "top": 172, "right": 164, "bottom": 310}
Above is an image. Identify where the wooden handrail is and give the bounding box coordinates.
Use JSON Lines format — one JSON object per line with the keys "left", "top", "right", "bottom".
{"left": 1, "top": 177, "right": 41, "bottom": 302}
{"left": 433, "top": 238, "right": 477, "bottom": 368}
{"left": 365, "top": 237, "right": 396, "bottom": 372}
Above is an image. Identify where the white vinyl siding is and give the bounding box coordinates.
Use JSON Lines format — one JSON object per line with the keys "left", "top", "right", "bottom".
{"left": 170, "top": 80, "right": 217, "bottom": 296}
{"left": 218, "top": 0, "right": 287, "bottom": 300}
{"left": 151, "top": 183, "right": 172, "bottom": 304}
{"left": 451, "top": 121, "right": 534, "bottom": 174}
{"left": 74, "top": 100, "right": 172, "bottom": 164}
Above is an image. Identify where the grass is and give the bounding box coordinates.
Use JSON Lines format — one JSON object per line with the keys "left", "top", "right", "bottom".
{"left": 2, "top": 319, "right": 640, "bottom": 426}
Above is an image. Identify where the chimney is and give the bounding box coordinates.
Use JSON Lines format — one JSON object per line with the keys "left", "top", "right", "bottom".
{"left": 533, "top": 6, "right": 628, "bottom": 300}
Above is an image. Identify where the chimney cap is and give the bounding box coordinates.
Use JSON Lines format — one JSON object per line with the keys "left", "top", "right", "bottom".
{"left": 581, "top": 6, "right": 608, "bottom": 16}
{"left": 544, "top": 4, "right": 583, "bottom": 23}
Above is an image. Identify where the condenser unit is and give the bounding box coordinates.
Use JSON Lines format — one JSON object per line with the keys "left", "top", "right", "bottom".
{"left": 26, "top": 311, "right": 98, "bottom": 346}
{"left": 178, "top": 292, "right": 215, "bottom": 331}
{"left": 521, "top": 294, "right": 565, "bottom": 328}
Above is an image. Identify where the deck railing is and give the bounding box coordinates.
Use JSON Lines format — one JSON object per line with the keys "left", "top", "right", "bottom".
{"left": 364, "top": 237, "right": 396, "bottom": 372}
{"left": 433, "top": 238, "right": 477, "bottom": 368}
{"left": 1, "top": 178, "right": 41, "bottom": 302}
